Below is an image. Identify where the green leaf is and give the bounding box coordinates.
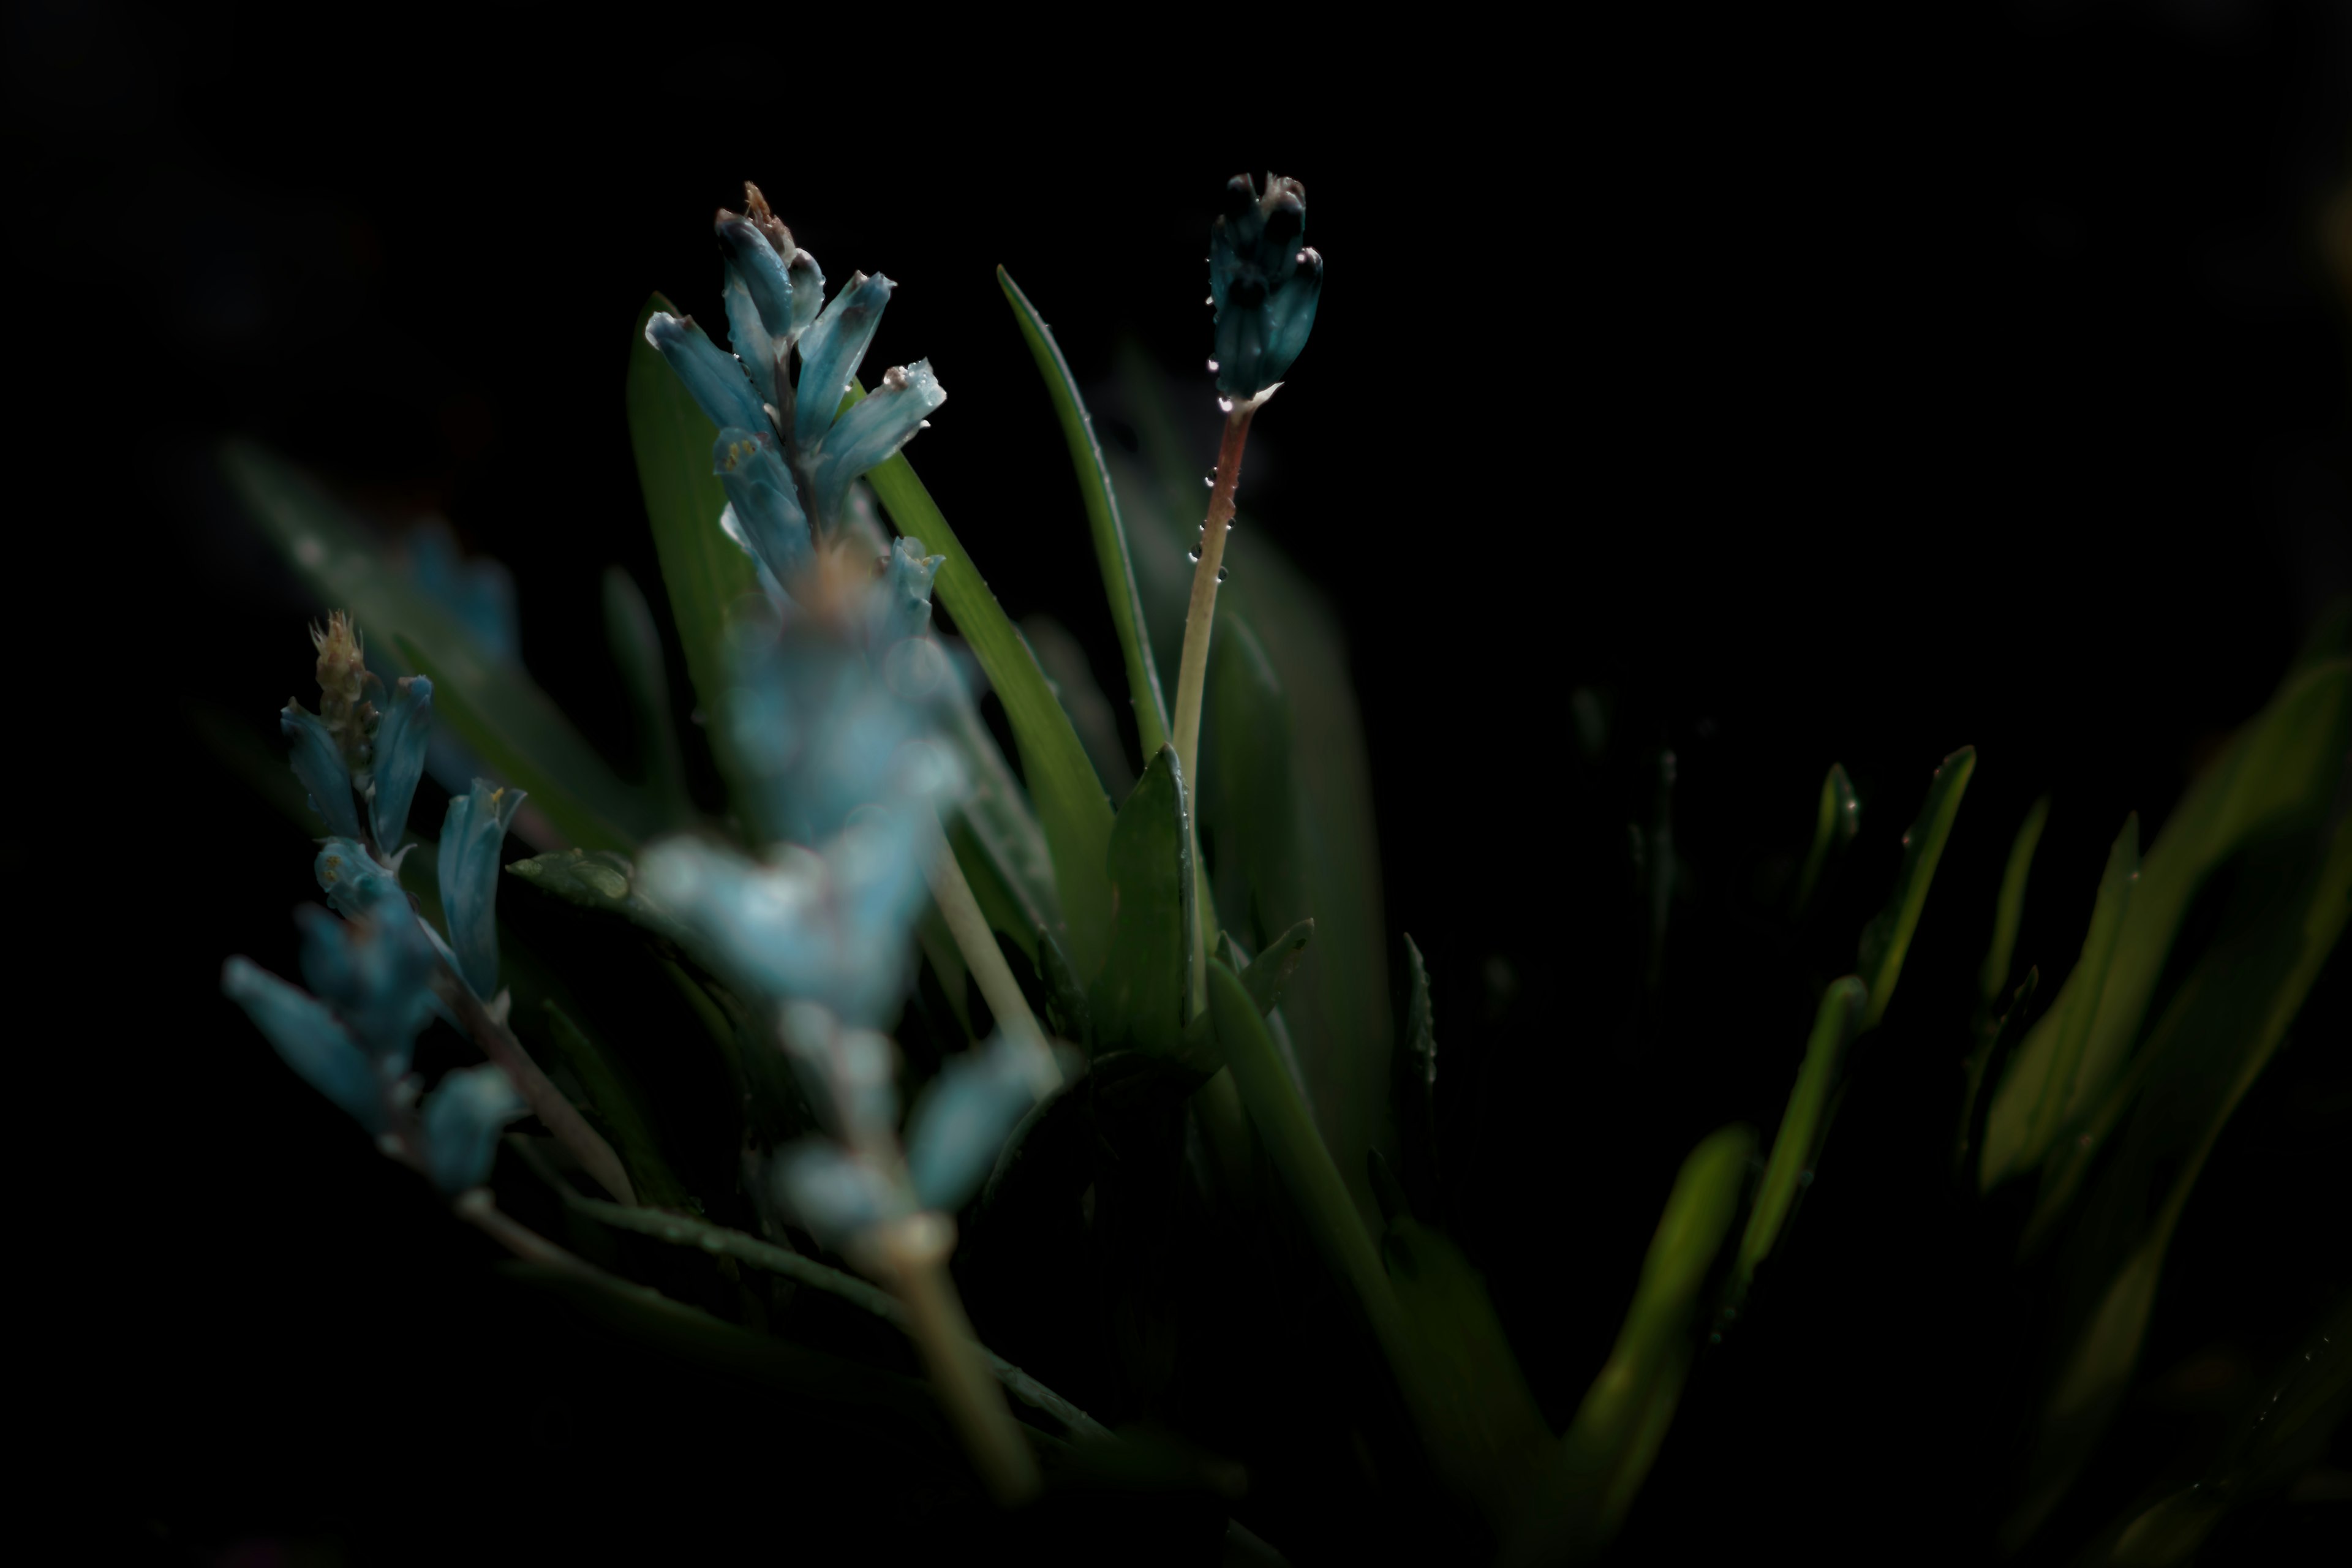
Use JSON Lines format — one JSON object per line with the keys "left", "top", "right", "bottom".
{"left": 1855, "top": 745, "right": 1977, "bottom": 1030}
{"left": 219, "top": 439, "right": 654, "bottom": 850}
{"left": 1022, "top": 613, "right": 1136, "bottom": 801}
{"left": 539, "top": 1000, "right": 692, "bottom": 1209}
{"left": 1792, "top": 763, "right": 1860, "bottom": 916}
{"left": 602, "top": 566, "right": 693, "bottom": 829}
{"left": 938, "top": 677, "right": 1063, "bottom": 962}
{"left": 2013, "top": 813, "right": 2139, "bottom": 1179}
{"left": 1202, "top": 612, "right": 1300, "bottom": 952}
{"left": 1955, "top": 967, "right": 2037, "bottom": 1181}
{"left": 855, "top": 385, "right": 1116, "bottom": 978}
{"left": 504, "top": 848, "right": 702, "bottom": 959}
{"left": 1381, "top": 1214, "right": 1559, "bottom": 1537}
{"left": 394, "top": 635, "right": 637, "bottom": 852}
{"left": 1980, "top": 795, "right": 2051, "bottom": 1010}
{"left": 1087, "top": 747, "right": 1196, "bottom": 1057}
{"left": 997, "top": 267, "right": 1172, "bottom": 764}
{"left": 1732, "top": 977, "right": 1866, "bottom": 1305}
{"left": 1033, "top": 922, "right": 1093, "bottom": 1047}
{"left": 1393, "top": 934, "right": 1441, "bottom": 1224}
{"left": 1231, "top": 918, "right": 1315, "bottom": 1016}
{"left": 1983, "top": 657, "right": 2351, "bottom": 1190}
{"left": 1508, "top": 1124, "right": 1757, "bottom": 1566}
{"left": 625, "top": 292, "right": 761, "bottom": 763}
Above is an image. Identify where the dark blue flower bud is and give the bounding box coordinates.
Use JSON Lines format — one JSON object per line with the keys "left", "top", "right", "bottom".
{"left": 315, "top": 837, "right": 409, "bottom": 921}
{"left": 1208, "top": 173, "right": 1324, "bottom": 399}
{"left": 222, "top": 957, "right": 386, "bottom": 1133}
{"left": 645, "top": 311, "right": 769, "bottom": 436}
{"left": 421, "top": 1063, "right": 526, "bottom": 1194}
{"left": 793, "top": 272, "right": 894, "bottom": 456}
{"left": 713, "top": 427, "right": 814, "bottom": 593}
{"left": 438, "top": 780, "right": 526, "bottom": 999}
{"left": 717, "top": 212, "right": 793, "bottom": 410}
{"left": 367, "top": 676, "right": 434, "bottom": 852}
{"left": 295, "top": 903, "right": 439, "bottom": 1077}
{"left": 282, "top": 702, "right": 361, "bottom": 840}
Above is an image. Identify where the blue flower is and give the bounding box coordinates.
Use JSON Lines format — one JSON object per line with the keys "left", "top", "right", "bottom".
{"left": 646, "top": 183, "right": 947, "bottom": 592}
{"left": 904, "top": 1033, "right": 1077, "bottom": 1214}
{"left": 439, "top": 780, "right": 526, "bottom": 999}
{"left": 871, "top": 537, "right": 944, "bottom": 650}
{"left": 315, "top": 837, "right": 412, "bottom": 921}
{"left": 367, "top": 676, "right": 434, "bottom": 851}
{"left": 421, "top": 1063, "right": 527, "bottom": 1194}
{"left": 1209, "top": 173, "right": 1324, "bottom": 401}
{"left": 283, "top": 702, "right": 361, "bottom": 841}
{"left": 773, "top": 1140, "right": 910, "bottom": 1252}
{"left": 404, "top": 521, "right": 518, "bottom": 663}
{"left": 221, "top": 956, "right": 388, "bottom": 1134}
{"left": 295, "top": 902, "right": 439, "bottom": 1077}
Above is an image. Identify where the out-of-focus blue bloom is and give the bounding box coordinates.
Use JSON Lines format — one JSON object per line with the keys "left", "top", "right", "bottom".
{"left": 780, "top": 1001, "right": 903, "bottom": 1145}
{"left": 871, "top": 537, "right": 944, "bottom": 650}
{"left": 295, "top": 903, "right": 438, "bottom": 1076}
{"left": 714, "top": 428, "right": 813, "bottom": 593}
{"left": 438, "top": 780, "right": 526, "bottom": 998}
{"left": 774, "top": 1140, "right": 909, "bottom": 1252}
{"left": 905, "top": 1033, "right": 1077, "bottom": 1214}
{"left": 222, "top": 957, "right": 386, "bottom": 1133}
{"left": 367, "top": 676, "right": 434, "bottom": 851}
{"left": 648, "top": 187, "right": 945, "bottom": 584}
{"left": 421, "top": 1063, "right": 526, "bottom": 1194}
{"left": 405, "top": 521, "right": 519, "bottom": 663}
{"left": 283, "top": 703, "right": 361, "bottom": 841}
{"left": 316, "top": 837, "right": 412, "bottom": 920}
{"left": 809, "top": 361, "right": 944, "bottom": 525}
{"left": 1209, "top": 173, "right": 1324, "bottom": 401}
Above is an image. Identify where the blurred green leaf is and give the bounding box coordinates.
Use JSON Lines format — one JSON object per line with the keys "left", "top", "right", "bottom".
{"left": 998, "top": 268, "right": 1171, "bottom": 763}
{"left": 540, "top": 999, "right": 691, "bottom": 1209}
{"left": 1856, "top": 745, "right": 1976, "bottom": 1030}
{"left": 505, "top": 848, "right": 703, "bottom": 959}
{"left": 2013, "top": 814, "right": 2139, "bottom": 1182}
{"left": 1392, "top": 935, "right": 1442, "bottom": 1225}
{"left": 602, "top": 566, "right": 694, "bottom": 829}
{"left": 938, "top": 675, "right": 1063, "bottom": 963}
{"left": 1732, "top": 977, "right": 1866, "bottom": 1305}
{"left": 856, "top": 386, "right": 1117, "bottom": 979}
{"left": 1981, "top": 794, "right": 2051, "bottom": 1010}
{"left": 1508, "top": 1124, "right": 1757, "bottom": 1566}
{"left": 220, "top": 440, "right": 654, "bottom": 851}
{"left": 1022, "top": 613, "right": 1136, "bottom": 801}
{"left": 1793, "top": 763, "right": 1860, "bottom": 917}
{"left": 1202, "top": 613, "right": 1300, "bottom": 952}
{"left": 625, "top": 292, "right": 761, "bottom": 767}
{"left": 1229, "top": 919, "right": 1315, "bottom": 1017}
{"left": 1984, "top": 656, "right": 2351, "bottom": 1189}
{"left": 1956, "top": 967, "right": 2038, "bottom": 1181}
{"left": 1114, "top": 343, "right": 1390, "bottom": 1231}
{"left": 1088, "top": 747, "right": 1195, "bottom": 1057}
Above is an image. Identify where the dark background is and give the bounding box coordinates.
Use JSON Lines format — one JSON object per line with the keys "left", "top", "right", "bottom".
{"left": 18, "top": 1, "right": 2351, "bottom": 1561}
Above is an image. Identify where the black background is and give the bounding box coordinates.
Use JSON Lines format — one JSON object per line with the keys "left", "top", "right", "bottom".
{"left": 19, "top": 1, "right": 2352, "bottom": 1562}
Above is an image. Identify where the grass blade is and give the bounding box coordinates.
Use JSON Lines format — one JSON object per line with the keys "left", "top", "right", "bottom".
{"left": 2016, "top": 813, "right": 2139, "bottom": 1178}
{"left": 1088, "top": 747, "right": 1195, "bottom": 1057}
{"left": 1855, "top": 746, "right": 1977, "bottom": 1030}
{"left": 998, "top": 268, "right": 1171, "bottom": 762}
{"left": 1980, "top": 794, "right": 2050, "bottom": 1011}
{"left": 540, "top": 999, "right": 692, "bottom": 1209}
{"left": 1792, "top": 763, "right": 1859, "bottom": 917}
{"left": 1732, "top": 977, "right": 1866, "bottom": 1305}
{"left": 854, "top": 385, "right": 1117, "bottom": 979}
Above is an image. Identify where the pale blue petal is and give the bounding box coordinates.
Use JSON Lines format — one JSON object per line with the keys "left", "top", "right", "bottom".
{"left": 725, "top": 630, "right": 929, "bottom": 845}
{"left": 712, "top": 428, "right": 813, "bottom": 593}
{"left": 717, "top": 214, "right": 792, "bottom": 410}
{"left": 222, "top": 957, "right": 386, "bottom": 1133}
{"left": 315, "top": 837, "right": 409, "bottom": 921}
{"left": 905, "top": 1035, "right": 1075, "bottom": 1214}
{"left": 368, "top": 676, "right": 434, "bottom": 851}
{"left": 437, "top": 780, "right": 524, "bottom": 998}
{"left": 646, "top": 312, "right": 767, "bottom": 436}
{"left": 791, "top": 272, "right": 893, "bottom": 458}
{"left": 810, "top": 360, "right": 944, "bottom": 524}
{"left": 773, "top": 1141, "right": 908, "bottom": 1251}
{"left": 786, "top": 247, "right": 825, "bottom": 341}
{"left": 421, "top": 1062, "right": 526, "bottom": 1194}
{"left": 779, "top": 1002, "right": 902, "bottom": 1145}
{"left": 295, "top": 903, "right": 437, "bottom": 1076}
{"left": 282, "top": 703, "right": 360, "bottom": 840}
{"left": 870, "top": 536, "right": 943, "bottom": 648}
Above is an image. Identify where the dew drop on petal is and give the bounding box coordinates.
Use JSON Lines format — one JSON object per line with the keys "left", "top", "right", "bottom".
{"left": 1206, "top": 359, "right": 1219, "bottom": 373}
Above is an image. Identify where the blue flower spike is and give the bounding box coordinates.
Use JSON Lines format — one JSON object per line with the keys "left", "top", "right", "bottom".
{"left": 871, "top": 536, "right": 944, "bottom": 650}
{"left": 438, "top": 780, "right": 526, "bottom": 1000}
{"left": 644, "top": 311, "right": 771, "bottom": 437}
{"left": 221, "top": 957, "right": 387, "bottom": 1134}
{"left": 315, "top": 836, "right": 412, "bottom": 921}
{"left": 713, "top": 427, "right": 814, "bottom": 592}
{"left": 1209, "top": 173, "right": 1324, "bottom": 402}
{"left": 793, "top": 271, "right": 896, "bottom": 456}
{"left": 810, "top": 360, "right": 944, "bottom": 525}
{"left": 421, "top": 1062, "right": 527, "bottom": 1194}
{"left": 367, "top": 676, "right": 434, "bottom": 852}
{"left": 905, "top": 1033, "right": 1079, "bottom": 1214}
{"left": 774, "top": 1140, "right": 908, "bottom": 1251}
{"left": 295, "top": 903, "right": 439, "bottom": 1077}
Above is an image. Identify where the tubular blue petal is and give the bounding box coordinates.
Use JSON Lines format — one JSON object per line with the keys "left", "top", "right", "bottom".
{"left": 712, "top": 428, "right": 813, "bottom": 592}
{"left": 774, "top": 1141, "right": 908, "bottom": 1251}
{"left": 368, "top": 676, "right": 434, "bottom": 851}
{"left": 725, "top": 628, "right": 932, "bottom": 845}
{"left": 717, "top": 214, "right": 792, "bottom": 410}
{"left": 1260, "top": 248, "right": 1322, "bottom": 386}
{"left": 282, "top": 703, "right": 361, "bottom": 840}
{"left": 315, "top": 837, "right": 410, "bottom": 920}
{"left": 780, "top": 1002, "right": 903, "bottom": 1145}
{"left": 905, "top": 1034, "right": 1075, "bottom": 1214}
{"left": 809, "top": 360, "right": 945, "bottom": 524}
{"left": 791, "top": 272, "right": 894, "bottom": 458}
{"left": 786, "top": 247, "right": 825, "bottom": 340}
{"left": 646, "top": 311, "right": 769, "bottom": 436}
{"left": 295, "top": 903, "right": 438, "bottom": 1076}
{"left": 222, "top": 957, "right": 386, "bottom": 1133}
{"left": 719, "top": 504, "right": 792, "bottom": 609}
{"left": 421, "top": 1062, "right": 526, "bottom": 1194}
{"left": 871, "top": 536, "right": 943, "bottom": 648}
{"left": 438, "top": 780, "right": 525, "bottom": 999}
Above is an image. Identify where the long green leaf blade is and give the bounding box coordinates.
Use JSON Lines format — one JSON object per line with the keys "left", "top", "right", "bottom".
{"left": 1792, "top": 763, "right": 1859, "bottom": 916}
{"left": 1088, "top": 747, "right": 1195, "bottom": 1057}
{"left": 1980, "top": 794, "right": 2050, "bottom": 1009}
{"left": 1733, "top": 976, "right": 1866, "bottom": 1300}
{"left": 851, "top": 386, "right": 1115, "bottom": 977}
{"left": 998, "top": 268, "right": 1172, "bottom": 763}
{"left": 220, "top": 439, "right": 653, "bottom": 849}
{"left": 2018, "top": 813, "right": 2139, "bottom": 1174}
{"left": 1856, "top": 745, "right": 1977, "bottom": 1029}
{"left": 540, "top": 1000, "right": 691, "bottom": 1208}
{"left": 625, "top": 292, "right": 761, "bottom": 748}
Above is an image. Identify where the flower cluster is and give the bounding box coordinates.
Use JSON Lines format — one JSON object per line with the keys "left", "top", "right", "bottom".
{"left": 1208, "top": 173, "right": 1324, "bottom": 402}
{"left": 226, "top": 619, "right": 529, "bottom": 1194}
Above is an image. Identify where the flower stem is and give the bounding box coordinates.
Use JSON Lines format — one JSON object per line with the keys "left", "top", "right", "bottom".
{"left": 925, "top": 812, "right": 1041, "bottom": 1042}
{"left": 1170, "top": 404, "right": 1257, "bottom": 1011}
{"left": 445, "top": 978, "right": 636, "bottom": 1205}
{"left": 865, "top": 1214, "right": 1042, "bottom": 1506}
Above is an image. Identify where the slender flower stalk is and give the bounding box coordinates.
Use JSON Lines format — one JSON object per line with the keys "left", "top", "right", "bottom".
{"left": 922, "top": 812, "right": 1041, "bottom": 1044}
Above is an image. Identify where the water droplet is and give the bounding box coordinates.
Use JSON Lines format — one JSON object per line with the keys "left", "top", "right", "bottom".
{"left": 1215, "top": 565, "right": 1229, "bottom": 582}
{"left": 1206, "top": 359, "right": 1219, "bottom": 373}
{"left": 1216, "top": 396, "right": 1235, "bottom": 414}
{"left": 1204, "top": 475, "right": 1215, "bottom": 488}
{"left": 1186, "top": 551, "right": 1200, "bottom": 565}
